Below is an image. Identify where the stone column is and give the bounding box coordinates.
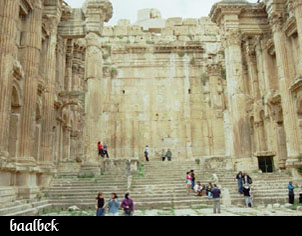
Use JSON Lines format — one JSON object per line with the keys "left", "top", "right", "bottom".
{"left": 223, "top": 29, "right": 252, "bottom": 170}
{"left": 0, "top": 0, "right": 19, "bottom": 160}
{"left": 16, "top": 0, "right": 43, "bottom": 198}
{"left": 270, "top": 14, "right": 300, "bottom": 162}
{"left": 40, "top": 16, "right": 59, "bottom": 175}
{"left": 292, "top": 0, "right": 302, "bottom": 77}
{"left": 207, "top": 64, "right": 226, "bottom": 156}
{"left": 81, "top": 32, "right": 103, "bottom": 176}
{"left": 18, "top": 0, "right": 42, "bottom": 160}
{"left": 38, "top": 18, "right": 59, "bottom": 188}
{"left": 81, "top": 0, "right": 112, "bottom": 176}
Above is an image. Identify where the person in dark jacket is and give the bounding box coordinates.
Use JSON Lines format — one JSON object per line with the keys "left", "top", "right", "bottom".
{"left": 242, "top": 172, "right": 252, "bottom": 186}
{"left": 166, "top": 149, "right": 172, "bottom": 161}
{"left": 121, "top": 193, "right": 134, "bottom": 216}
{"left": 236, "top": 171, "right": 244, "bottom": 194}
{"left": 211, "top": 185, "right": 221, "bottom": 214}
{"left": 190, "top": 170, "right": 196, "bottom": 190}
{"left": 95, "top": 192, "right": 106, "bottom": 216}
{"left": 243, "top": 185, "right": 253, "bottom": 208}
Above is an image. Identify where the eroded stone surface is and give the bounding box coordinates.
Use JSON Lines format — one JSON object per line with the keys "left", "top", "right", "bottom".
{"left": 1, "top": 0, "right": 302, "bottom": 216}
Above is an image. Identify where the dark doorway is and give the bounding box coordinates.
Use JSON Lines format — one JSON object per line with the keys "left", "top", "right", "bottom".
{"left": 258, "top": 156, "right": 274, "bottom": 173}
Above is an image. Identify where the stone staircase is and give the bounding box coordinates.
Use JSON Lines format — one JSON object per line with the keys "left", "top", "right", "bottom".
{"left": 40, "top": 160, "right": 302, "bottom": 212}
{"left": 130, "top": 161, "right": 216, "bottom": 209}
{"left": 0, "top": 192, "right": 51, "bottom": 216}
{"left": 45, "top": 169, "right": 128, "bottom": 210}
{"left": 218, "top": 171, "right": 301, "bottom": 206}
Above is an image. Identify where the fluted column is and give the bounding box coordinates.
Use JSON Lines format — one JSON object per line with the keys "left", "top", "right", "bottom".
{"left": 245, "top": 40, "right": 261, "bottom": 101}
{"left": 18, "top": 0, "right": 43, "bottom": 160}
{"left": 207, "top": 64, "right": 226, "bottom": 156}
{"left": 40, "top": 17, "right": 59, "bottom": 166}
{"left": 270, "top": 14, "right": 300, "bottom": 160}
{"left": 0, "top": 0, "right": 19, "bottom": 159}
{"left": 83, "top": 32, "right": 103, "bottom": 160}
{"left": 293, "top": 0, "right": 302, "bottom": 76}
{"left": 223, "top": 29, "right": 252, "bottom": 168}
{"left": 81, "top": 0, "right": 112, "bottom": 176}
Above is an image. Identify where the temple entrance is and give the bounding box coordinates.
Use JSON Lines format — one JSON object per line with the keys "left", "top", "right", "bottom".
{"left": 258, "top": 156, "right": 274, "bottom": 173}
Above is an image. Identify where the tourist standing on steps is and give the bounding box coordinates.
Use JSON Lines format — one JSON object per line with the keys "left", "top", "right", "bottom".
{"left": 96, "top": 192, "right": 106, "bottom": 216}
{"left": 236, "top": 171, "right": 244, "bottom": 194}
{"left": 108, "top": 193, "right": 120, "bottom": 216}
{"left": 121, "top": 193, "right": 134, "bottom": 216}
{"left": 161, "top": 149, "right": 166, "bottom": 161}
{"left": 242, "top": 172, "right": 253, "bottom": 187}
{"left": 190, "top": 170, "right": 196, "bottom": 190}
{"left": 103, "top": 144, "right": 110, "bottom": 159}
{"left": 144, "top": 145, "right": 150, "bottom": 162}
{"left": 288, "top": 181, "right": 295, "bottom": 204}
{"left": 98, "top": 142, "right": 104, "bottom": 157}
{"left": 186, "top": 172, "right": 193, "bottom": 194}
{"left": 206, "top": 183, "right": 214, "bottom": 199}
{"left": 166, "top": 149, "right": 172, "bottom": 161}
{"left": 243, "top": 185, "right": 254, "bottom": 208}
{"left": 211, "top": 184, "right": 221, "bottom": 214}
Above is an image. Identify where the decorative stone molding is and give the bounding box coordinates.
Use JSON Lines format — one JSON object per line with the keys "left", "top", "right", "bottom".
{"left": 284, "top": 16, "right": 297, "bottom": 37}
{"left": 12, "top": 60, "right": 25, "bottom": 80}
{"left": 290, "top": 77, "right": 302, "bottom": 93}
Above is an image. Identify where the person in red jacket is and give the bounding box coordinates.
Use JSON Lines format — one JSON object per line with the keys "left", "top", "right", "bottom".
{"left": 98, "top": 142, "right": 104, "bottom": 157}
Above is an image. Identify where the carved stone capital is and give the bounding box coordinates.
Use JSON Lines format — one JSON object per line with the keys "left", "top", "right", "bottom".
{"left": 268, "top": 12, "right": 284, "bottom": 33}
{"left": 222, "top": 29, "right": 242, "bottom": 48}
{"left": 206, "top": 64, "right": 222, "bottom": 77}
{"left": 85, "top": 32, "right": 102, "bottom": 49}
{"left": 83, "top": 0, "right": 113, "bottom": 35}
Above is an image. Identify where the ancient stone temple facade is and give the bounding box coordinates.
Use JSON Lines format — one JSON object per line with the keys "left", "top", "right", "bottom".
{"left": 0, "top": 0, "right": 112, "bottom": 202}
{"left": 210, "top": 0, "right": 302, "bottom": 174}
{"left": 96, "top": 11, "right": 226, "bottom": 160}
{"left": 1, "top": 0, "right": 302, "bottom": 208}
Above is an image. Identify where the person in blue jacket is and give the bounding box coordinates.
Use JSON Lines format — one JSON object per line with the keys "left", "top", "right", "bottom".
{"left": 108, "top": 193, "right": 120, "bottom": 216}
{"left": 288, "top": 182, "right": 295, "bottom": 205}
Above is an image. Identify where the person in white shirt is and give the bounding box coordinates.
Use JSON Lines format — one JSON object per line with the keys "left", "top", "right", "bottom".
{"left": 194, "top": 182, "right": 204, "bottom": 196}
{"left": 144, "top": 145, "right": 150, "bottom": 162}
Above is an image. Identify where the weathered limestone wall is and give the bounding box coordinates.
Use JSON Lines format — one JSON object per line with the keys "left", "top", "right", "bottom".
{"left": 93, "top": 16, "right": 226, "bottom": 160}
{"left": 210, "top": 0, "right": 302, "bottom": 174}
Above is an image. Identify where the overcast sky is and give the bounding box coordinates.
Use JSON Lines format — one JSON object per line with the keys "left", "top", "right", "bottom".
{"left": 65, "top": 0, "right": 258, "bottom": 25}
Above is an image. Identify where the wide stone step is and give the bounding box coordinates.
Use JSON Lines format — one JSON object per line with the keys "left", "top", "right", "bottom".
{"left": 0, "top": 203, "right": 33, "bottom": 216}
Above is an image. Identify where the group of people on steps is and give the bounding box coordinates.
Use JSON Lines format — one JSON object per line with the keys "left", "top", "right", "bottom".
{"left": 144, "top": 145, "right": 173, "bottom": 162}
{"left": 235, "top": 171, "right": 254, "bottom": 208}
{"left": 186, "top": 170, "right": 222, "bottom": 214}
{"left": 98, "top": 142, "right": 110, "bottom": 159}
{"left": 96, "top": 193, "right": 134, "bottom": 217}
{"left": 96, "top": 143, "right": 300, "bottom": 215}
